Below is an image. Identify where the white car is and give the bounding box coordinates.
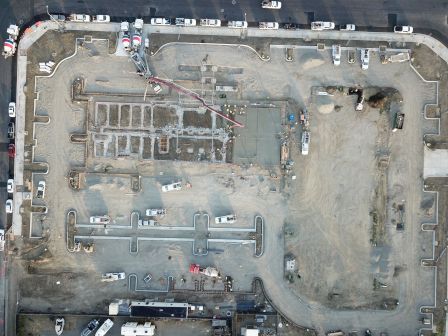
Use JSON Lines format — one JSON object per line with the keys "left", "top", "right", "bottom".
{"left": 175, "top": 18, "right": 196, "bottom": 26}
{"left": 261, "top": 0, "right": 282, "bottom": 9}
{"left": 228, "top": 21, "right": 248, "bottom": 28}
{"left": 92, "top": 15, "right": 110, "bottom": 23}
{"left": 259, "top": 22, "right": 279, "bottom": 30}
{"left": 5, "top": 200, "right": 12, "bottom": 214}
{"left": 361, "top": 49, "right": 370, "bottom": 70}
{"left": 8, "top": 102, "right": 15, "bottom": 117}
{"left": 394, "top": 25, "right": 413, "bottom": 34}
{"left": 311, "top": 21, "right": 335, "bottom": 31}
{"left": 161, "top": 182, "right": 182, "bottom": 192}
{"left": 150, "top": 18, "right": 171, "bottom": 26}
{"left": 7, "top": 179, "right": 13, "bottom": 193}
{"left": 340, "top": 24, "right": 356, "bottom": 31}
{"left": 69, "top": 14, "right": 91, "bottom": 22}
{"left": 200, "top": 19, "right": 221, "bottom": 27}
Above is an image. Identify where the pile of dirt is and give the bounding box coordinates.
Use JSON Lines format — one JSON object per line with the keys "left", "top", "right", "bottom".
{"left": 367, "top": 88, "right": 402, "bottom": 111}
{"left": 301, "top": 53, "right": 325, "bottom": 70}
{"left": 316, "top": 96, "right": 334, "bottom": 114}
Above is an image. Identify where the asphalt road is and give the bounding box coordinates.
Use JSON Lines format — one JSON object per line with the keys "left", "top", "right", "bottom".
{"left": 0, "top": 0, "right": 448, "bottom": 335}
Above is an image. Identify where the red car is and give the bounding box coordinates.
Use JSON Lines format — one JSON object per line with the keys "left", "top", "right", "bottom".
{"left": 8, "top": 144, "right": 15, "bottom": 158}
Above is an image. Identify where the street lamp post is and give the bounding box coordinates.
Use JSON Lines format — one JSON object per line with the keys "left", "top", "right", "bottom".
{"left": 46, "top": 5, "right": 64, "bottom": 31}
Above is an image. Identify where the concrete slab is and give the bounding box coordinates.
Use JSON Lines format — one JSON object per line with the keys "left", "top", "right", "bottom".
{"left": 424, "top": 148, "right": 448, "bottom": 177}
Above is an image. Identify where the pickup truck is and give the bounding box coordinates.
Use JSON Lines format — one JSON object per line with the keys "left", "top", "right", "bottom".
{"left": 361, "top": 49, "right": 370, "bottom": 70}
{"left": 259, "top": 22, "right": 279, "bottom": 30}
{"left": 311, "top": 21, "right": 335, "bottom": 31}
{"left": 394, "top": 25, "right": 413, "bottom": 34}
{"left": 332, "top": 45, "right": 341, "bottom": 66}
{"left": 138, "top": 219, "right": 158, "bottom": 226}
{"left": 145, "top": 208, "right": 166, "bottom": 217}
{"left": 261, "top": 0, "right": 282, "bottom": 9}
{"left": 200, "top": 19, "right": 221, "bottom": 27}
{"left": 228, "top": 21, "right": 248, "bottom": 28}
{"left": 37, "top": 181, "right": 46, "bottom": 199}
{"left": 175, "top": 18, "right": 196, "bottom": 26}
{"left": 161, "top": 182, "right": 182, "bottom": 192}
{"left": 69, "top": 14, "right": 91, "bottom": 22}
{"left": 90, "top": 215, "right": 111, "bottom": 224}
{"left": 215, "top": 215, "right": 237, "bottom": 224}
{"left": 92, "top": 15, "right": 110, "bottom": 23}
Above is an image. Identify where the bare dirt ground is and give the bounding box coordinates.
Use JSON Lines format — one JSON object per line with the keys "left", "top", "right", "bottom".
{"left": 12, "top": 29, "right": 441, "bottom": 336}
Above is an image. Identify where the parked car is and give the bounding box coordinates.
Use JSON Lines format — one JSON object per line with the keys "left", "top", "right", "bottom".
{"left": 80, "top": 319, "right": 99, "bottom": 336}
{"left": 215, "top": 215, "right": 237, "bottom": 224}
{"left": 5, "top": 199, "right": 12, "bottom": 214}
{"left": 50, "top": 14, "right": 66, "bottom": 22}
{"left": 361, "top": 48, "right": 370, "bottom": 70}
{"left": 161, "top": 182, "right": 182, "bottom": 192}
{"left": 200, "top": 19, "right": 221, "bottom": 27}
{"left": 0, "top": 229, "right": 5, "bottom": 252}
{"left": 37, "top": 181, "right": 46, "bottom": 199}
{"left": 69, "top": 14, "right": 91, "bottom": 22}
{"left": 138, "top": 219, "right": 158, "bottom": 226}
{"left": 394, "top": 25, "right": 413, "bottom": 34}
{"left": 311, "top": 21, "right": 335, "bottom": 31}
{"left": 150, "top": 18, "right": 171, "bottom": 26}
{"left": 143, "top": 273, "right": 152, "bottom": 283}
{"left": 259, "top": 22, "right": 279, "bottom": 30}
{"left": 7, "top": 179, "right": 13, "bottom": 193}
{"left": 228, "top": 21, "right": 248, "bottom": 28}
{"left": 92, "top": 15, "right": 110, "bottom": 23}
{"left": 340, "top": 24, "right": 356, "bottom": 31}
{"left": 261, "top": 0, "right": 282, "bottom": 9}
{"left": 175, "top": 18, "right": 196, "bottom": 26}
{"left": 8, "top": 102, "right": 15, "bottom": 117}
{"left": 8, "top": 144, "right": 15, "bottom": 158}
{"left": 332, "top": 45, "right": 341, "bottom": 66}
{"left": 7, "top": 122, "right": 14, "bottom": 139}
{"left": 90, "top": 215, "right": 111, "bottom": 224}
{"left": 282, "top": 23, "right": 298, "bottom": 30}
{"left": 151, "top": 83, "right": 162, "bottom": 94}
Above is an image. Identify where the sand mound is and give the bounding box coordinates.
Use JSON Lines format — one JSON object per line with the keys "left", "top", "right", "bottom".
{"left": 301, "top": 53, "right": 325, "bottom": 70}
{"left": 317, "top": 96, "right": 334, "bottom": 114}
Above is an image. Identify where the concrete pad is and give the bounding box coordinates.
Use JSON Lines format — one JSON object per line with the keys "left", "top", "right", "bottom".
{"left": 424, "top": 148, "right": 448, "bottom": 177}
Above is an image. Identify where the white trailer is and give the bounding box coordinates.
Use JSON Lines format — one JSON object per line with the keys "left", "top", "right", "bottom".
{"left": 388, "top": 52, "right": 410, "bottom": 63}
{"left": 301, "top": 131, "right": 310, "bottom": 155}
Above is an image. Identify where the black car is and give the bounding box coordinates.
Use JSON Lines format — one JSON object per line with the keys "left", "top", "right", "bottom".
{"left": 282, "top": 23, "right": 298, "bottom": 30}
{"left": 81, "top": 319, "right": 99, "bottom": 336}
{"left": 7, "top": 122, "right": 14, "bottom": 139}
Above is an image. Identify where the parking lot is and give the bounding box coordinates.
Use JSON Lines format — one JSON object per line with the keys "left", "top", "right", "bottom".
{"left": 13, "top": 26, "right": 440, "bottom": 335}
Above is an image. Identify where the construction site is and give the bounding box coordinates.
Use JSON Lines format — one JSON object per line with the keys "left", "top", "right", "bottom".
{"left": 8, "top": 20, "right": 448, "bottom": 336}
